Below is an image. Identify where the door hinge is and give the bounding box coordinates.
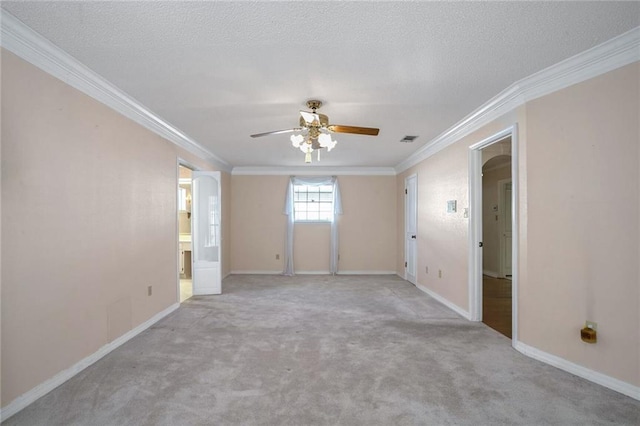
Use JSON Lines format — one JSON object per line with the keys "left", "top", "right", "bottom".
{"left": 405, "top": 189, "right": 407, "bottom": 194}
{"left": 405, "top": 261, "right": 407, "bottom": 267}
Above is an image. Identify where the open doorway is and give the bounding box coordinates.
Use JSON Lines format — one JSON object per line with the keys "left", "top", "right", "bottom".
{"left": 481, "top": 151, "right": 512, "bottom": 338}
{"left": 178, "top": 164, "right": 193, "bottom": 302}
{"left": 468, "top": 125, "right": 519, "bottom": 345}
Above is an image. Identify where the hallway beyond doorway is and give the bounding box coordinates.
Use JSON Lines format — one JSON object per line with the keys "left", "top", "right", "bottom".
{"left": 482, "top": 275, "right": 512, "bottom": 338}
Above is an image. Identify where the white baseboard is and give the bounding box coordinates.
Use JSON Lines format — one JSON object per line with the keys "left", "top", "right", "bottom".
{"left": 410, "top": 283, "right": 639, "bottom": 400}
{"left": 414, "top": 283, "right": 471, "bottom": 320}
{"left": 230, "top": 270, "right": 335, "bottom": 275}
{"left": 514, "top": 341, "right": 640, "bottom": 401}
{"left": 337, "top": 270, "right": 397, "bottom": 275}
{"left": 0, "top": 303, "right": 180, "bottom": 422}
{"left": 483, "top": 269, "right": 499, "bottom": 278}
{"left": 230, "top": 270, "right": 397, "bottom": 276}
{"left": 296, "top": 270, "right": 397, "bottom": 275}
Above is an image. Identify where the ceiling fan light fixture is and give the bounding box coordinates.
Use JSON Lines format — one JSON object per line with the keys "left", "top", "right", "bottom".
{"left": 251, "top": 99, "right": 379, "bottom": 164}
{"left": 290, "top": 134, "right": 304, "bottom": 147}
{"left": 318, "top": 132, "right": 338, "bottom": 152}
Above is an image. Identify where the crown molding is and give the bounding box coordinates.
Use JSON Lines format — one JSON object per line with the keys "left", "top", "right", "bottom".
{"left": 3, "top": 8, "right": 637, "bottom": 176}
{"left": 231, "top": 166, "right": 397, "bottom": 176}
{"left": 0, "top": 10, "right": 232, "bottom": 173}
{"left": 395, "top": 26, "right": 640, "bottom": 174}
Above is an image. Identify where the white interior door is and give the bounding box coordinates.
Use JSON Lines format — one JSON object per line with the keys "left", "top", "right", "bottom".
{"left": 499, "top": 180, "right": 513, "bottom": 277}
{"left": 405, "top": 175, "right": 417, "bottom": 284}
{"left": 192, "top": 171, "right": 221, "bottom": 295}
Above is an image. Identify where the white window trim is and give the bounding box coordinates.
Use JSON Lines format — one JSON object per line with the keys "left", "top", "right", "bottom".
{"left": 293, "top": 183, "right": 335, "bottom": 223}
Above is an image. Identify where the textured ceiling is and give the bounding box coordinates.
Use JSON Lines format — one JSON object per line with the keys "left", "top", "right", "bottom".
{"left": 2, "top": 1, "right": 639, "bottom": 168}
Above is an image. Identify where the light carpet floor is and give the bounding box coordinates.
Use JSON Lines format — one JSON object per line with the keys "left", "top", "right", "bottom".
{"left": 5, "top": 275, "right": 639, "bottom": 425}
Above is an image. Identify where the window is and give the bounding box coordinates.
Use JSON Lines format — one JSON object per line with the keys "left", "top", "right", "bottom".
{"left": 293, "top": 184, "right": 334, "bottom": 222}
{"left": 178, "top": 187, "right": 187, "bottom": 211}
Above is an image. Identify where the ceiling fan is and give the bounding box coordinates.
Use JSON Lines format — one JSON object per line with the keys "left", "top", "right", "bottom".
{"left": 250, "top": 100, "right": 379, "bottom": 163}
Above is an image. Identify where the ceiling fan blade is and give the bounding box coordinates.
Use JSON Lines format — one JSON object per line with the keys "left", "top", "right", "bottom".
{"left": 328, "top": 125, "right": 380, "bottom": 136}
{"left": 250, "top": 128, "right": 302, "bottom": 138}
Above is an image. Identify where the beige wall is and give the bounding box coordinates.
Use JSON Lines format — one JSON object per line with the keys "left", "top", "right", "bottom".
{"left": 339, "top": 176, "right": 397, "bottom": 272}
{"left": 396, "top": 62, "right": 639, "bottom": 387}
{"left": 0, "top": 50, "right": 228, "bottom": 406}
{"left": 221, "top": 171, "right": 232, "bottom": 277}
{"left": 523, "top": 62, "right": 639, "bottom": 386}
{"left": 230, "top": 175, "right": 288, "bottom": 272}
{"left": 231, "top": 175, "right": 397, "bottom": 273}
{"left": 396, "top": 108, "right": 521, "bottom": 311}
{"left": 395, "top": 175, "right": 406, "bottom": 275}
{"left": 0, "top": 50, "right": 3, "bottom": 402}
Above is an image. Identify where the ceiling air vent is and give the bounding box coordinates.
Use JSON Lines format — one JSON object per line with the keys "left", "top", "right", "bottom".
{"left": 400, "top": 135, "right": 418, "bottom": 143}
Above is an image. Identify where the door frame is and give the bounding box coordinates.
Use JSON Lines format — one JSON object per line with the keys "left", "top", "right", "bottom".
{"left": 404, "top": 174, "right": 418, "bottom": 284}
{"left": 468, "top": 125, "right": 519, "bottom": 345}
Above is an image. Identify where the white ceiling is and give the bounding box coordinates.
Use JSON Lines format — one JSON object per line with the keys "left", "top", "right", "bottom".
{"left": 2, "top": 1, "right": 639, "bottom": 169}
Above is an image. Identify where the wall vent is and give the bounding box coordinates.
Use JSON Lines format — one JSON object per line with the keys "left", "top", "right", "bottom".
{"left": 400, "top": 135, "right": 418, "bottom": 143}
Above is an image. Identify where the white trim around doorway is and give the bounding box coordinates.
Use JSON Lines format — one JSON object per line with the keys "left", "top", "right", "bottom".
{"left": 468, "top": 125, "right": 519, "bottom": 346}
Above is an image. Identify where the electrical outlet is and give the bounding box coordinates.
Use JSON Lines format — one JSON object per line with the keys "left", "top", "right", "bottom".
{"left": 438, "top": 269, "right": 442, "bottom": 278}
{"left": 275, "top": 254, "right": 280, "bottom": 260}
{"left": 581, "top": 322, "right": 597, "bottom": 344}
{"left": 147, "top": 285, "right": 153, "bottom": 296}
